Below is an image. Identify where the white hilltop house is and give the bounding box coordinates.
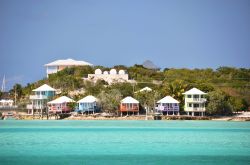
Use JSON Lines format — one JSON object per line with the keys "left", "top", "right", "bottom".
{"left": 27, "top": 84, "right": 56, "bottom": 114}
{"left": 45, "top": 58, "right": 93, "bottom": 77}
{"left": 86, "top": 68, "right": 129, "bottom": 84}
{"left": 183, "top": 88, "right": 207, "bottom": 116}
{"left": 156, "top": 96, "right": 180, "bottom": 115}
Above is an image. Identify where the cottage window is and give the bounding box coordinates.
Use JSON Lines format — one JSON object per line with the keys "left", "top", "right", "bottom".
{"left": 194, "top": 95, "right": 199, "bottom": 98}
{"left": 187, "top": 95, "right": 192, "bottom": 98}
{"left": 188, "top": 103, "right": 192, "bottom": 107}
{"left": 194, "top": 104, "right": 199, "bottom": 107}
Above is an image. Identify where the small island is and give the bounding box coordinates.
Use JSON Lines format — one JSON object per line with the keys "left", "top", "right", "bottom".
{"left": 1, "top": 59, "right": 249, "bottom": 121}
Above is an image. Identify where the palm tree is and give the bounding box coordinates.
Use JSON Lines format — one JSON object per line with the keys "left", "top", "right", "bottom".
{"left": 162, "top": 80, "right": 188, "bottom": 101}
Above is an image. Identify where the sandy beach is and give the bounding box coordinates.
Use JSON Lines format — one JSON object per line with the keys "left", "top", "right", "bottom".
{"left": 212, "top": 112, "right": 250, "bottom": 121}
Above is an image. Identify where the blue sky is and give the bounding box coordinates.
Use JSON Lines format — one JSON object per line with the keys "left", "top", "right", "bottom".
{"left": 0, "top": 0, "right": 249, "bottom": 90}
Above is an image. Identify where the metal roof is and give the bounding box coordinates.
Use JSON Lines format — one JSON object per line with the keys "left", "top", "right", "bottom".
{"left": 45, "top": 58, "right": 93, "bottom": 66}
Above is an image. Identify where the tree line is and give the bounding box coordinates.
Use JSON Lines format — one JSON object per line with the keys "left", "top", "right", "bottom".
{"left": 8, "top": 65, "right": 250, "bottom": 115}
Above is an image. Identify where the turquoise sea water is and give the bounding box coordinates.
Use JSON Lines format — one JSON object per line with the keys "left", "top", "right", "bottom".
{"left": 0, "top": 120, "right": 250, "bottom": 165}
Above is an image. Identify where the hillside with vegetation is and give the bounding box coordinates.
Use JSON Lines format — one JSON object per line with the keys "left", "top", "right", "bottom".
{"left": 9, "top": 65, "right": 250, "bottom": 115}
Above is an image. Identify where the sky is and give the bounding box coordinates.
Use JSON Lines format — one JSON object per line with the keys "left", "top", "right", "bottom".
{"left": 0, "top": 0, "right": 250, "bottom": 90}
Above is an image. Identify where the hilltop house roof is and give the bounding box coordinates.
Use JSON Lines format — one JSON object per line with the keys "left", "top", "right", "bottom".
{"left": 77, "top": 95, "right": 97, "bottom": 103}
{"left": 121, "top": 96, "right": 139, "bottom": 104}
{"left": 157, "top": 96, "right": 179, "bottom": 104}
{"left": 183, "top": 88, "right": 207, "bottom": 95}
{"left": 33, "top": 84, "right": 56, "bottom": 92}
{"left": 48, "top": 96, "right": 75, "bottom": 104}
{"left": 44, "top": 58, "right": 93, "bottom": 67}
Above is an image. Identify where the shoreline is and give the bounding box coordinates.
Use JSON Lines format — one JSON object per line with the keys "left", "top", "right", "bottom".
{"left": 9, "top": 113, "right": 250, "bottom": 121}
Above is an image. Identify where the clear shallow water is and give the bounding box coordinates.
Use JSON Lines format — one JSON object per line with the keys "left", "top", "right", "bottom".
{"left": 0, "top": 120, "right": 250, "bottom": 165}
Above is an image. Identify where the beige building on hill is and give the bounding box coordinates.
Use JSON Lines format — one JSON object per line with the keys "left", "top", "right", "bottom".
{"left": 86, "top": 68, "right": 129, "bottom": 84}
{"left": 45, "top": 58, "right": 93, "bottom": 77}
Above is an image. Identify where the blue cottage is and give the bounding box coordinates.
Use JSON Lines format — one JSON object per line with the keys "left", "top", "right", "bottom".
{"left": 77, "top": 95, "right": 99, "bottom": 114}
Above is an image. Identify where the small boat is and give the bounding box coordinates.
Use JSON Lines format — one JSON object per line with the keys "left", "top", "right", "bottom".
{"left": 4, "top": 116, "right": 16, "bottom": 120}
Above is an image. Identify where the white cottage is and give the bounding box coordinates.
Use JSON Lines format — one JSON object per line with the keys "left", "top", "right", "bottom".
{"left": 27, "top": 84, "right": 56, "bottom": 114}
{"left": 183, "top": 88, "right": 207, "bottom": 116}
{"left": 156, "top": 96, "right": 180, "bottom": 115}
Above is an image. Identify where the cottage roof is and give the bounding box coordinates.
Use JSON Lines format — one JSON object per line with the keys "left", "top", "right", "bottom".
{"left": 157, "top": 96, "right": 179, "bottom": 104}
{"left": 121, "top": 96, "right": 139, "bottom": 104}
{"left": 0, "top": 99, "right": 13, "bottom": 103}
{"left": 44, "top": 58, "right": 93, "bottom": 66}
{"left": 33, "top": 84, "right": 56, "bottom": 92}
{"left": 140, "top": 87, "right": 152, "bottom": 92}
{"left": 78, "top": 95, "right": 97, "bottom": 103}
{"left": 48, "top": 96, "right": 75, "bottom": 104}
{"left": 183, "top": 88, "right": 207, "bottom": 95}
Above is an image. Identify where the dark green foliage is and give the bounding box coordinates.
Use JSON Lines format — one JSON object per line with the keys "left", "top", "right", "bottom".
{"left": 108, "top": 83, "right": 133, "bottom": 97}
{"left": 134, "top": 90, "right": 158, "bottom": 113}
{"left": 58, "top": 66, "right": 94, "bottom": 78}
{"left": 241, "top": 99, "right": 249, "bottom": 111}
{"left": 163, "top": 68, "right": 170, "bottom": 72}
{"left": 192, "top": 83, "right": 215, "bottom": 93}
{"left": 128, "top": 64, "right": 164, "bottom": 81}
{"left": 68, "top": 102, "right": 77, "bottom": 110}
{"left": 159, "top": 79, "right": 189, "bottom": 113}
{"left": 207, "top": 90, "right": 233, "bottom": 115}
{"left": 22, "top": 83, "right": 35, "bottom": 96}
{"left": 113, "top": 65, "right": 128, "bottom": 70}
{"left": 83, "top": 80, "right": 106, "bottom": 96}
{"left": 93, "top": 65, "right": 110, "bottom": 72}
{"left": 229, "top": 97, "right": 244, "bottom": 113}
{"left": 98, "top": 89, "right": 122, "bottom": 113}
{"left": 9, "top": 83, "right": 23, "bottom": 100}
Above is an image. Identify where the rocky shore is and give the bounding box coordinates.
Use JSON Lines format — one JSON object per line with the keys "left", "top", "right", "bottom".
{"left": 65, "top": 115, "right": 151, "bottom": 120}
{"left": 4, "top": 112, "right": 250, "bottom": 121}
